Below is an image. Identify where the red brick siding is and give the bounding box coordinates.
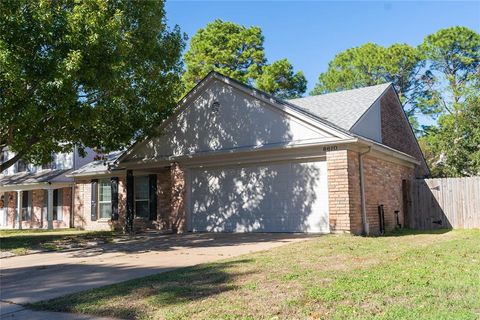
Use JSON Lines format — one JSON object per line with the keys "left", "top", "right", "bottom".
{"left": 362, "top": 155, "right": 414, "bottom": 234}
{"left": 6, "top": 191, "right": 17, "bottom": 228}
{"left": 74, "top": 177, "right": 127, "bottom": 231}
{"left": 3, "top": 188, "right": 72, "bottom": 229}
{"left": 380, "top": 89, "right": 429, "bottom": 177}
{"left": 73, "top": 168, "right": 175, "bottom": 232}
{"left": 327, "top": 150, "right": 362, "bottom": 234}
{"left": 170, "top": 163, "right": 186, "bottom": 232}
{"left": 327, "top": 149, "right": 415, "bottom": 234}
{"left": 157, "top": 167, "right": 172, "bottom": 229}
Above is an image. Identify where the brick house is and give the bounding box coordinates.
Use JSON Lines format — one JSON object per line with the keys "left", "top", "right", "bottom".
{"left": 0, "top": 148, "right": 96, "bottom": 229}
{"left": 71, "top": 72, "right": 428, "bottom": 235}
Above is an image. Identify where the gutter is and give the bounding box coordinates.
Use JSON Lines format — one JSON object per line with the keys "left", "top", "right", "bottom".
{"left": 359, "top": 147, "right": 371, "bottom": 236}
{"left": 356, "top": 138, "right": 420, "bottom": 165}
{"left": 118, "top": 138, "right": 359, "bottom": 169}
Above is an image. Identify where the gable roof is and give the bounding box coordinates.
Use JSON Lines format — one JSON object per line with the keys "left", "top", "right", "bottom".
{"left": 69, "top": 151, "right": 124, "bottom": 177}
{"left": 115, "top": 72, "right": 421, "bottom": 167}
{"left": 288, "top": 83, "right": 392, "bottom": 130}
{"left": 116, "top": 72, "right": 355, "bottom": 164}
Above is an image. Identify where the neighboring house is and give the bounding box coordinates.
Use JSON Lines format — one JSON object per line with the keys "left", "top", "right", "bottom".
{"left": 0, "top": 148, "right": 96, "bottom": 229}
{"left": 70, "top": 72, "right": 428, "bottom": 235}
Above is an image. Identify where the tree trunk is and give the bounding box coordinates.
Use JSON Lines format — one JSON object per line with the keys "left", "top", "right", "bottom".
{"left": 0, "top": 152, "right": 23, "bottom": 173}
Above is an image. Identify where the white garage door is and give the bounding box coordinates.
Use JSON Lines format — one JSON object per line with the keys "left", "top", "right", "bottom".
{"left": 187, "top": 160, "right": 329, "bottom": 233}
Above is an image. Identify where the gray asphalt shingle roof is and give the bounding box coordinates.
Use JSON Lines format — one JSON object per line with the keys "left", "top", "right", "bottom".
{"left": 71, "top": 81, "right": 396, "bottom": 176}
{"left": 288, "top": 83, "right": 392, "bottom": 130}
{"left": 69, "top": 151, "right": 124, "bottom": 176}
{"left": 0, "top": 169, "right": 71, "bottom": 186}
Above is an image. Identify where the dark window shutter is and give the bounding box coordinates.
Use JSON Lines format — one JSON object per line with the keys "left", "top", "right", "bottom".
{"left": 111, "top": 177, "right": 119, "bottom": 220}
{"left": 149, "top": 174, "right": 157, "bottom": 221}
{"left": 91, "top": 179, "right": 98, "bottom": 221}
{"left": 126, "top": 170, "right": 134, "bottom": 232}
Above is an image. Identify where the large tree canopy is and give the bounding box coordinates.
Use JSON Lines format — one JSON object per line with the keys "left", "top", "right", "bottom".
{"left": 418, "top": 27, "right": 480, "bottom": 177}
{"left": 418, "top": 26, "right": 480, "bottom": 115}
{"left": 0, "top": 0, "right": 185, "bottom": 172}
{"left": 255, "top": 59, "right": 307, "bottom": 99}
{"left": 182, "top": 20, "right": 306, "bottom": 97}
{"left": 311, "top": 43, "right": 424, "bottom": 118}
{"left": 183, "top": 19, "right": 266, "bottom": 90}
{"left": 420, "top": 90, "right": 480, "bottom": 177}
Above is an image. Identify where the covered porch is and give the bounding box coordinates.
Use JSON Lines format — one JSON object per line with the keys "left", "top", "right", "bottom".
{"left": 0, "top": 170, "right": 73, "bottom": 229}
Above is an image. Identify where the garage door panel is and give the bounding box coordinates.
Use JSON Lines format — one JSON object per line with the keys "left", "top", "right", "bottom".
{"left": 188, "top": 161, "right": 329, "bottom": 233}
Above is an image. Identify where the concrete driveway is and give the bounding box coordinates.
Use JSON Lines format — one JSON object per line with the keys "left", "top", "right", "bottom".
{"left": 0, "top": 232, "right": 312, "bottom": 305}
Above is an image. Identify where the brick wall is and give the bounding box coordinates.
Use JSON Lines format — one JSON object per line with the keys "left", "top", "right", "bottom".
{"left": 326, "top": 150, "right": 362, "bottom": 234}
{"left": 327, "top": 149, "right": 415, "bottom": 235}
{"left": 73, "top": 168, "right": 176, "bottom": 232}
{"left": 6, "top": 191, "right": 16, "bottom": 228}
{"left": 362, "top": 155, "right": 414, "bottom": 234}
{"left": 380, "top": 89, "right": 429, "bottom": 177}
{"left": 157, "top": 167, "right": 172, "bottom": 229}
{"left": 74, "top": 177, "right": 126, "bottom": 231}
{"left": 170, "top": 163, "right": 186, "bottom": 232}
{"left": 3, "top": 187, "right": 72, "bottom": 229}
{"left": 30, "top": 190, "right": 44, "bottom": 228}
{"left": 52, "top": 187, "right": 71, "bottom": 229}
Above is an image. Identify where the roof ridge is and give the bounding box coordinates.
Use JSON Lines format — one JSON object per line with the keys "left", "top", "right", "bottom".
{"left": 288, "top": 82, "right": 392, "bottom": 102}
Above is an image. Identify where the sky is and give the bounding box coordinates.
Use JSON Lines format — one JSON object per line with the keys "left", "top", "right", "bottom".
{"left": 165, "top": 1, "right": 480, "bottom": 125}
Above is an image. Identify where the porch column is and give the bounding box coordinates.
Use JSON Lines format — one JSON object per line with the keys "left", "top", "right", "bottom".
{"left": 126, "top": 170, "right": 134, "bottom": 233}
{"left": 16, "top": 190, "right": 22, "bottom": 230}
{"left": 47, "top": 188, "right": 54, "bottom": 230}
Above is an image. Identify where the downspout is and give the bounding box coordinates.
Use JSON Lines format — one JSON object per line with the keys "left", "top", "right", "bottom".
{"left": 359, "top": 147, "right": 371, "bottom": 236}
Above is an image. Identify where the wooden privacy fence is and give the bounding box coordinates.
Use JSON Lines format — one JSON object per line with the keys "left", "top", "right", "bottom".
{"left": 408, "top": 176, "right": 480, "bottom": 230}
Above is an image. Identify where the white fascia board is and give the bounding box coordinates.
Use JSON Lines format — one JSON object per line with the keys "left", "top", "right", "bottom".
{"left": 356, "top": 138, "right": 420, "bottom": 166}
{"left": 121, "top": 138, "right": 358, "bottom": 169}
{"left": 0, "top": 182, "right": 74, "bottom": 192}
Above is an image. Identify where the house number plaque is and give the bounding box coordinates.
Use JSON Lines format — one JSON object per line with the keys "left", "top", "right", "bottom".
{"left": 322, "top": 146, "right": 338, "bottom": 152}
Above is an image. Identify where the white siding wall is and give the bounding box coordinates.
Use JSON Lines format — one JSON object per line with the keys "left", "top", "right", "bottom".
{"left": 350, "top": 99, "right": 382, "bottom": 142}
{"left": 126, "top": 80, "right": 338, "bottom": 162}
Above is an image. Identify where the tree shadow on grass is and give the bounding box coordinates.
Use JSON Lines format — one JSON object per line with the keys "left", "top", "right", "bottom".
{"left": 382, "top": 228, "right": 453, "bottom": 237}
{"left": 0, "top": 231, "right": 115, "bottom": 252}
{"left": 29, "top": 259, "right": 254, "bottom": 319}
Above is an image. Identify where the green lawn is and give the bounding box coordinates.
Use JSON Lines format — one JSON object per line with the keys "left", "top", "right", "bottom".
{"left": 0, "top": 229, "right": 115, "bottom": 255}
{"left": 30, "top": 229, "right": 480, "bottom": 320}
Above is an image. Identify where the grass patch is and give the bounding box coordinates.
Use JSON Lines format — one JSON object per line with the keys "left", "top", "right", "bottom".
{"left": 30, "top": 229, "right": 480, "bottom": 319}
{"left": 0, "top": 229, "right": 115, "bottom": 254}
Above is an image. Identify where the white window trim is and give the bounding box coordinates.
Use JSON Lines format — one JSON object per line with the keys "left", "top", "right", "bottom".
{"left": 97, "top": 179, "right": 112, "bottom": 220}
{"left": 134, "top": 176, "right": 150, "bottom": 219}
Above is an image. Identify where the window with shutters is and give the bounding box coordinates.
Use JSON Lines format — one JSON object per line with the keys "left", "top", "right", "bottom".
{"left": 134, "top": 176, "right": 150, "bottom": 219}
{"left": 53, "top": 189, "right": 63, "bottom": 221}
{"left": 16, "top": 159, "right": 28, "bottom": 173}
{"left": 21, "top": 191, "right": 32, "bottom": 221}
{"left": 98, "top": 179, "right": 112, "bottom": 219}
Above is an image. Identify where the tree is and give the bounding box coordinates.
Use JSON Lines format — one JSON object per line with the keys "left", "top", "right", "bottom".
{"left": 0, "top": 0, "right": 185, "bottom": 172}
{"left": 418, "top": 27, "right": 480, "bottom": 176}
{"left": 183, "top": 20, "right": 307, "bottom": 97}
{"left": 183, "top": 19, "right": 266, "bottom": 90}
{"left": 418, "top": 26, "right": 480, "bottom": 115}
{"left": 310, "top": 43, "right": 426, "bottom": 124}
{"left": 255, "top": 59, "right": 307, "bottom": 99}
{"left": 420, "top": 92, "right": 480, "bottom": 177}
